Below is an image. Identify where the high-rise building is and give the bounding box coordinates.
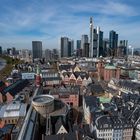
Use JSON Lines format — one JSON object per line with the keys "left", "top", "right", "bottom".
{"left": 68, "top": 40, "right": 74, "bottom": 57}
{"left": 19, "top": 49, "right": 31, "bottom": 62}
{"left": 32, "top": 41, "right": 42, "bottom": 59}
{"left": 7, "top": 48, "right": 12, "bottom": 55}
{"left": 117, "top": 40, "right": 128, "bottom": 57}
{"left": 89, "top": 17, "right": 93, "bottom": 57}
{"left": 0, "top": 46, "right": 2, "bottom": 55}
{"left": 103, "top": 39, "right": 109, "bottom": 57}
{"left": 76, "top": 40, "right": 81, "bottom": 50}
{"left": 60, "top": 37, "right": 69, "bottom": 57}
{"left": 45, "top": 49, "right": 52, "bottom": 61}
{"left": 60, "top": 37, "right": 74, "bottom": 58}
{"left": 12, "top": 47, "right": 16, "bottom": 55}
{"left": 52, "top": 49, "right": 59, "bottom": 60}
{"left": 93, "top": 29, "right": 98, "bottom": 57}
{"left": 81, "top": 35, "right": 88, "bottom": 50}
{"left": 97, "top": 27, "right": 104, "bottom": 57}
{"left": 76, "top": 40, "right": 81, "bottom": 57}
{"left": 109, "top": 30, "right": 118, "bottom": 56}
{"left": 83, "top": 43, "right": 89, "bottom": 57}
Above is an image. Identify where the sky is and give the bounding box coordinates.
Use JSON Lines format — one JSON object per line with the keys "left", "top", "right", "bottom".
{"left": 0, "top": 0, "right": 140, "bottom": 50}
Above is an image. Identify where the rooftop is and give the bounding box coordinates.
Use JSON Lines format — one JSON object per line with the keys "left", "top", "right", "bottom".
{"left": 105, "top": 63, "right": 116, "bottom": 70}
{"left": 33, "top": 95, "right": 54, "bottom": 104}
{"left": 0, "top": 101, "right": 27, "bottom": 118}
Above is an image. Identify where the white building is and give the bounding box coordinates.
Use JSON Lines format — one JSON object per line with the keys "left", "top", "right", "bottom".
{"left": 135, "top": 124, "right": 140, "bottom": 140}
{"left": 0, "top": 101, "right": 27, "bottom": 125}
{"left": 95, "top": 115, "right": 133, "bottom": 140}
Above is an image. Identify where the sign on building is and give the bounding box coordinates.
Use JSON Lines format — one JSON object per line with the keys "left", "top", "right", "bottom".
{"left": 22, "top": 73, "right": 35, "bottom": 80}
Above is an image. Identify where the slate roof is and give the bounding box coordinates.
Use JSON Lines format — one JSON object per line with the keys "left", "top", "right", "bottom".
{"left": 50, "top": 85, "right": 80, "bottom": 95}
{"left": 2, "top": 79, "right": 29, "bottom": 96}
{"left": 62, "top": 72, "right": 72, "bottom": 77}
{"left": 55, "top": 117, "right": 67, "bottom": 134}
{"left": 0, "top": 124, "right": 14, "bottom": 134}
{"left": 59, "top": 64, "right": 73, "bottom": 71}
{"left": 44, "top": 132, "right": 77, "bottom": 140}
{"left": 118, "top": 80, "right": 140, "bottom": 91}
{"left": 87, "top": 83, "right": 104, "bottom": 94}
{"left": 96, "top": 115, "right": 124, "bottom": 130}
{"left": 74, "top": 71, "right": 89, "bottom": 79}
{"left": 44, "top": 77, "right": 62, "bottom": 81}
{"left": 84, "top": 96, "right": 100, "bottom": 111}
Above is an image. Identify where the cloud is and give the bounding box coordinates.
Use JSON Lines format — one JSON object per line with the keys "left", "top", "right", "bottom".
{"left": 69, "top": 0, "right": 139, "bottom": 16}
{"left": 0, "top": 0, "right": 140, "bottom": 49}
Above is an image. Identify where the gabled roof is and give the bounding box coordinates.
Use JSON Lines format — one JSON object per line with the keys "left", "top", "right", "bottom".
{"left": 87, "top": 83, "right": 104, "bottom": 94}
{"left": 55, "top": 117, "right": 68, "bottom": 134}
{"left": 74, "top": 71, "right": 89, "bottom": 79}
{"left": 84, "top": 96, "right": 100, "bottom": 110}
{"left": 119, "top": 80, "right": 140, "bottom": 91}
{"left": 59, "top": 64, "right": 73, "bottom": 71}
{"left": 62, "top": 72, "right": 72, "bottom": 77}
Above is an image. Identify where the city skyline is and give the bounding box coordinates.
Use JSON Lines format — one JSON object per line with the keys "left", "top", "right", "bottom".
{"left": 0, "top": 0, "right": 140, "bottom": 49}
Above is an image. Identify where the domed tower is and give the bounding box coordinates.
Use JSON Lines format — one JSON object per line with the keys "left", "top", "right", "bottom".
{"left": 35, "top": 65, "right": 41, "bottom": 87}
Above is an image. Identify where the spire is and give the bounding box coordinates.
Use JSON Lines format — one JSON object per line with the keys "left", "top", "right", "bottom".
{"left": 36, "top": 65, "right": 40, "bottom": 75}
{"left": 90, "top": 17, "right": 93, "bottom": 24}
{"left": 89, "top": 17, "right": 93, "bottom": 58}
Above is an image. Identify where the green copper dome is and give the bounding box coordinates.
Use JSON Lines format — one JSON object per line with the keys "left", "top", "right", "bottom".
{"left": 105, "top": 63, "right": 116, "bottom": 70}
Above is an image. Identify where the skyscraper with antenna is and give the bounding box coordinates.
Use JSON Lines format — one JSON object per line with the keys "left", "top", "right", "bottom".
{"left": 89, "top": 17, "right": 93, "bottom": 57}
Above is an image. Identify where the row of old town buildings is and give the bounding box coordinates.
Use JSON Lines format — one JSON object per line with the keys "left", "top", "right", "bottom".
{"left": 0, "top": 56, "right": 140, "bottom": 140}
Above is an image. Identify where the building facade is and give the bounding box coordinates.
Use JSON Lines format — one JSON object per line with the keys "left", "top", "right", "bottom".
{"left": 0, "top": 46, "right": 2, "bottom": 55}
{"left": 109, "top": 30, "right": 118, "bottom": 56}
{"left": 32, "top": 41, "right": 42, "bottom": 59}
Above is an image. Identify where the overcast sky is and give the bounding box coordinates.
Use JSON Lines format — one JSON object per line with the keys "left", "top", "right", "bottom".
{"left": 0, "top": 0, "right": 140, "bottom": 50}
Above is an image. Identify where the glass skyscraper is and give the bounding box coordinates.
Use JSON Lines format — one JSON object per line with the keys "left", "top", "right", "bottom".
{"left": 109, "top": 30, "right": 118, "bottom": 56}
{"left": 32, "top": 41, "right": 42, "bottom": 59}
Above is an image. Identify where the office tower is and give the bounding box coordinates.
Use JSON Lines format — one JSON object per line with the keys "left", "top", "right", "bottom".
{"left": 89, "top": 17, "right": 93, "bottom": 57}
{"left": 60, "top": 37, "right": 69, "bottom": 57}
{"left": 12, "top": 47, "right": 16, "bottom": 55}
{"left": 93, "top": 29, "right": 98, "bottom": 57}
{"left": 109, "top": 30, "right": 118, "bottom": 56}
{"left": 45, "top": 49, "right": 52, "bottom": 61}
{"left": 97, "top": 27, "right": 104, "bottom": 57}
{"left": 68, "top": 39, "right": 74, "bottom": 57}
{"left": 83, "top": 43, "right": 89, "bottom": 57}
{"left": 52, "top": 49, "right": 59, "bottom": 60}
{"left": 81, "top": 35, "right": 88, "bottom": 50}
{"left": 77, "top": 40, "right": 81, "bottom": 50}
{"left": 117, "top": 40, "right": 128, "bottom": 57}
{"left": 0, "top": 46, "right": 2, "bottom": 55}
{"left": 81, "top": 35, "right": 88, "bottom": 56}
{"left": 76, "top": 40, "right": 81, "bottom": 57}
{"left": 103, "top": 39, "right": 109, "bottom": 57}
{"left": 7, "top": 48, "right": 11, "bottom": 55}
{"left": 19, "top": 49, "right": 30, "bottom": 61}
{"left": 32, "top": 41, "right": 42, "bottom": 59}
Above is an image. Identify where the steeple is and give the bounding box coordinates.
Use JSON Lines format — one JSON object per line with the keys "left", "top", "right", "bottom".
{"left": 36, "top": 65, "right": 41, "bottom": 75}
{"left": 35, "top": 65, "right": 41, "bottom": 87}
